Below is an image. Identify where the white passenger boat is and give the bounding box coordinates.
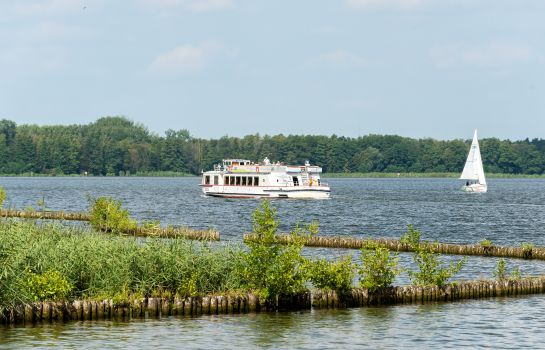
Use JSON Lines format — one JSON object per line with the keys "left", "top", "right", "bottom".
{"left": 460, "top": 129, "right": 487, "bottom": 193}
{"left": 200, "top": 158, "right": 331, "bottom": 198}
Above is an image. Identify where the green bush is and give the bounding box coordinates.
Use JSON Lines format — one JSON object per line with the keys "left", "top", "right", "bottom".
{"left": 358, "top": 246, "right": 400, "bottom": 292}
{"left": 479, "top": 239, "right": 493, "bottom": 247}
{"left": 304, "top": 256, "right": 355, "bottom": 292}
{"left": 89, "top": 196, "right": 137, "bottom": 234}
{"left": 236, "top": 201, "right": 316, "bottom": 301}
{"left": 400, "top": 224, "right": 421, "bottom": 248}
{"left": 510, "top": 266, "right": 521, "bottom": 280}
{"left": 493, "top": 258, "right": 507, "bottom": 281}
{"left": 493, "top": 258, "right": 522, "bottom": 281}
{"left": 521, "top": 242, "right": 534, "bottom": 259}
{"left": 24, "top": 269, "right": 73, "bottom": 302}
{"left": 402, "top": 225, "right": 466, "bottom": 287}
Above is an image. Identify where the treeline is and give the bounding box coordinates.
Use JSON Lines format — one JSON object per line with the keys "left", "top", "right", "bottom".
{"left": 0, "top": 116, "right": 544, "bottom": 175}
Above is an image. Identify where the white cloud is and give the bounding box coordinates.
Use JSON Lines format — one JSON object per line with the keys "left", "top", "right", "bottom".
{"left": 149, "top": 42, "right": 229, "bottom": 74}
{"left": 142, "top": 0, "right": 232, "bottom": 12}
{"left": 307, "top": 50, "right": 367, "bottom": 69}
{"left": 345, "top": 0, "right": 428, "bottom": 10}
{"left": 431, "top": 43, "right": 533, "bottom": 68}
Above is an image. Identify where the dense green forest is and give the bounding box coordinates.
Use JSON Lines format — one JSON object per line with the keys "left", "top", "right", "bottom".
{"left": 0, "top": 116, "right": 544, "bottom": 175}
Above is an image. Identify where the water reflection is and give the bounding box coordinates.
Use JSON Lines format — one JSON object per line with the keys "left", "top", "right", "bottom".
{"left": 3, "top": 295, "right": 544, "bottom": 349}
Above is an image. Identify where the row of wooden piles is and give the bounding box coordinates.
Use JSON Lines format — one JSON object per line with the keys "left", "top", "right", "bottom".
{"left": 244, "top": 234, "right": 545, "bottom": 260}
{"left": 0, "top": 209, "right": 219, "bottom": 241}
{"left": 3, "top": 276, "right": 545, "bottom": 325}
{"left": 1, "top": 293, "right": 310, "bottom": 325}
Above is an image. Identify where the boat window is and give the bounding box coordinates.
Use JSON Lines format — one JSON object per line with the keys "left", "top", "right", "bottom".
{"left": 224, "top": 176, "right": 229, "bottom": 185}
{"left": 248, "top": 177, "right": 253, "bottom": 186}
{"left": 242, "top": 177, "right": 247, "bottom": 186}
{"left": 230, "top": 176, "right": 235, "bottom": 185}
{"left": 293, "top": 176, "right": 299, "bottom": 186}
{"left": 236, "top": 176, "right": 241, "bottom": 185}
{"left": 205, "top": 175, "right": 210, "bottom": 185}
{"left": 214, "top": 176, "right": 219, "bottom": 185}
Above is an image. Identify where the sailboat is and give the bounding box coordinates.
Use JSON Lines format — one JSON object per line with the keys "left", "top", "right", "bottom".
{"left": 460, "top": 129, "right": 487, "bottom": 193}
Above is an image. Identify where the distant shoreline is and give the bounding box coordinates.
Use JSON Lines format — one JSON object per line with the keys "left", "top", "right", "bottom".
{"left": 323, "top": 172, "right": 545, "bottom": 179}
{"left": 1, "top": 172, "right": 544, "bottom": 179}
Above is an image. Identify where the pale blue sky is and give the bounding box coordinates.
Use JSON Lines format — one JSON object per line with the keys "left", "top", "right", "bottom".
{"left": 1, "top": 0, "right": 544, "bottom": 140}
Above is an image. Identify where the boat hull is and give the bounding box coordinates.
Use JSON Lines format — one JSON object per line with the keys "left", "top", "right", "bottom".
{"left": 201, "top": 185, "right": 330, "bottom": 199}
{"left": 461, "top": 184, "right": 487, "bottom": 193}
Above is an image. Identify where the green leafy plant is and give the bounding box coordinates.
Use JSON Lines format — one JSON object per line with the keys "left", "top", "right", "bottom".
{"left": 89, "top": 196, "right": 137, "bottom": 234}
{"left": 304, "top": 256, "right": 355, "bottom": 292}
{"left": 510, "top": 266, "right": 521, "bottom": 280}
{"left": 493, "top": 258, "right": 507, "bottom": 281}
{"left": 403, "top": 225, "right": 466, "bottom": 287}
{"left": 493, "top": 258, "right": 522, "bottom": 281}
{"left": 236, "top": 201, "right": 316, "bottom": 302}
{"left": 400, "top": 224, "right": 421, "bottom": 248}
{"left": 24, "top": 269, "right": 73, "bottom": 302}
{"left": 358, "top": 246, "right": 401, "bottom": 292}
{"left": 479, "top": 239, "right": 493, "bottom": 247}
{"left": 521, "top": 243, "right": 534, "bottom": 259}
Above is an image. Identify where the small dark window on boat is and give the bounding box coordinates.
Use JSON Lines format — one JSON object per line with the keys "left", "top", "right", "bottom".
{"left": 230, "top": 176, "right": 235, "bottom": 185}
{"left": 236, "top": 176, "right": 241, "bottom": 185}
{"left": 254, "top": 177, "right": 259, "bottom": 186}
{"left": 224, "top": 176, "right": 229, "bottom": 185}
{"left": 293, "top": 176, "right": 299, "bottom": 186}
{"left": 214, "top": 176, "right": 219, "bottom": 185}
{"left": 242, "top": 177, "right": 247, "bottom": 186}
{"left": 205, "top": 176, "right": 210, "bottom": 185}
{"left": 248, "top": 177, "right": 253, "bottom": 186}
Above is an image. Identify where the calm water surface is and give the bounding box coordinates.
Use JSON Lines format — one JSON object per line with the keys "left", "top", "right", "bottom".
{"left": 1, "top": 177, "right": 545, "bottom": 348}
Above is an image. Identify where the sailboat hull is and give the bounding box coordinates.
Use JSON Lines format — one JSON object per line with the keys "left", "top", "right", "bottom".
{"left": 461, "top": 184, "right": 487, "bottom": 193}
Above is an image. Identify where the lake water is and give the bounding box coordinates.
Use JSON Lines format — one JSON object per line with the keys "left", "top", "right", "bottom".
{"left": 1, "top": 177, "right": 545, "bottom": 348}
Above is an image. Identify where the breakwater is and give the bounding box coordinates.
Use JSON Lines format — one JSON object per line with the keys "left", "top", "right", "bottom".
{"left": 244, "top": 234, "right": 544, "bottom": 260}
{"left": 0, "top": 209, "right": 91, "bottom": 221}
{"left": 1, "top": 293, "right": 310, "bottom": 325}
{"left": 0, "top": 209, "right": 219, "bottom": 240}
{"left": 3, "top": 276, "right": 545, "bottom": 325}
{"left": 123, "top": 226, "right": 220, "bottom": 240}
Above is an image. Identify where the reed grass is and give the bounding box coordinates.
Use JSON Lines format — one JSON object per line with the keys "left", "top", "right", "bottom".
{"left": 0, "top": 219, "right": 242, "bottom": 311}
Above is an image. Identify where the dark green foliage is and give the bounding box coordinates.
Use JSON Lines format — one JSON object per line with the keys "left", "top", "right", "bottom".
{"left": 358, "top": 246, "right": 401, "bottom": 292}
{"left": 304, "top": 256, "right": 356, "bottom": 292}
{"left": 236, "top": 201, "right": 316, "bottom": 300}
{"left": 89, "top": 196, "right": 137, "bottom": 234}
{"left": 402, "top": 225, "right": 466, "bottom": 287}
{"left": 0, "top": 117, "right": 544, "bottom": 175}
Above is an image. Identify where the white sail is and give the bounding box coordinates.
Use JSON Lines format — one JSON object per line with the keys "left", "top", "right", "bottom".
{"left": 460, "top": 129, "right": 486, "bottom": 185}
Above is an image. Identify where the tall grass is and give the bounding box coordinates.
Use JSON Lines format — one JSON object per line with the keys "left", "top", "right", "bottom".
{"left": 0, "top": 219, "right": 243, "bottom": 310}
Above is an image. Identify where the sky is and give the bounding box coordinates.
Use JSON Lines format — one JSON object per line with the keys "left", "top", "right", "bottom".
{"left": 0, "top": 0, "right": 544, "bottom": 141}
